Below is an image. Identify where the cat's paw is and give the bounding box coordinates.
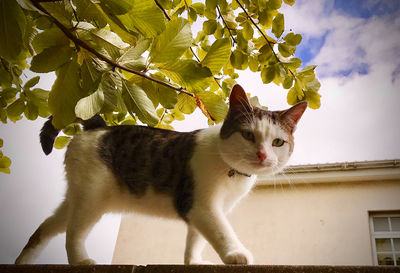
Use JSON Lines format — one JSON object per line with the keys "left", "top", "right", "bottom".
{"left": 76, "top": 258, "right": 96, "bottom": 265}
{"left": 223, "top": 249, "right": 253, "bottom": 264}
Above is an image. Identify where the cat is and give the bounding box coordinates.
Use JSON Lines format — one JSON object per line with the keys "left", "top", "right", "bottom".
{"left": 15, "top": 84, "right": 307, "bottom": 265}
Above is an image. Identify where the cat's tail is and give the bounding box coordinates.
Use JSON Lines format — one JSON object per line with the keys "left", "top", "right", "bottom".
{"left": 40, "top": 115, "right": 107, "bottom": 155}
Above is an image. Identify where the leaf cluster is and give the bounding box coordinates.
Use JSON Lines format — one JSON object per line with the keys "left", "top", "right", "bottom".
{"left": 0, "top": 0, "right": 321, "bottom": 172}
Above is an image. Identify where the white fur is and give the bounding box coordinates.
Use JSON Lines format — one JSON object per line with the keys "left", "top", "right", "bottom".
{"left": 15, "top": 119, "right": 290, "bottom": 265}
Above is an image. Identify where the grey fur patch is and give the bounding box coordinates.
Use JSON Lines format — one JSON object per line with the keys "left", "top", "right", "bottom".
{"left": 220, "top": 106, "right": 280, "bottom": 139}
{"left": 98, "top": 125, "right": 199, "bottom": 220}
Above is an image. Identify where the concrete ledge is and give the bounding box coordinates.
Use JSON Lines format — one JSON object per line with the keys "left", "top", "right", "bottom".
{"left": 1, "top": 265, "right": 399, "bottom": 273}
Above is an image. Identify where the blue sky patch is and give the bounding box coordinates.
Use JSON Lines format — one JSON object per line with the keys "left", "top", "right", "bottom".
{"left": 295, "top": 31, "right": 329, "bottom": 66}
{"left": 334, "top": 0, "right": 400, "bottom": 18}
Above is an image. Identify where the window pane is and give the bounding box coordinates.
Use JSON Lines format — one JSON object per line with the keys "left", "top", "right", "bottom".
{"left": 396, "top": 254, "right": 400, "bottom": 266}
{"left": 378, "top": 254, "right": 394, "bottom": 265}
{"left": 376, "top": 238, "right": 392, "bottom": 252}
{"left": 373, "top": 217, "right": 390, "bottom": 232}
{"left": 394, "top": 238, "right": 400, "bottom": 251}
{"left": 391, "top": 217, "right": 400, "bottom": 231}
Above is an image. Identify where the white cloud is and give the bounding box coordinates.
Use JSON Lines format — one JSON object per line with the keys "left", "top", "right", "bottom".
{"left": 282, "top": 0, "right": 400, "bottom": 78}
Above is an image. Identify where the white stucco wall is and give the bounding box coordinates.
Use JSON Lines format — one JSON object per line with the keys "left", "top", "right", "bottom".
{"left": 112, "top": 170, "right": 400, "bottom": 265}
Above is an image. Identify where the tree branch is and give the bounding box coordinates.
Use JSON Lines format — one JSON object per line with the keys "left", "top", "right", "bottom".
{"left": 216, "top": 5, "right": 236, "bottom": 45}
{"left": 235, "top": 0, "right": 296, "bottom": 79}
{"left": 30, "top": 0, "right": 194, "bottom": 98}
{"left": 154, "top": 0, "right": 171, "bottom": 20}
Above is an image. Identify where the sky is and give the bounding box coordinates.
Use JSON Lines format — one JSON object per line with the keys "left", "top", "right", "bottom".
{"left": 1, "top": 0, "right": 400, "bottom": 265}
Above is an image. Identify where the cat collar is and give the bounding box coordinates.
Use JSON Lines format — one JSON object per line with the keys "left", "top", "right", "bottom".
{"left": 228, "top": 168, "right": 252, "bottom": 178}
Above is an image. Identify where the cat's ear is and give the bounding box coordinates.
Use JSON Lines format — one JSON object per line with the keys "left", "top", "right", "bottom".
{"left": 279, "top": 101, "right": 308, "bottom": 132}
{"left": 229, "top": 84, "right": 252, "bottom": 113}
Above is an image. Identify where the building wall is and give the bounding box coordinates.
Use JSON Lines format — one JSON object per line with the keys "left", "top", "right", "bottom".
{"left": 112, "top": 180, "right": 400, "bottom": 265}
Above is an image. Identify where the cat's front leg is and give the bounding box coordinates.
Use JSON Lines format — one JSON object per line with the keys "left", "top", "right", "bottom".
{"left": 184, "top": 225, "right": 213, "bottom": 264}
{"left": 187, "top": 208, "right": 253, "bottom": 264}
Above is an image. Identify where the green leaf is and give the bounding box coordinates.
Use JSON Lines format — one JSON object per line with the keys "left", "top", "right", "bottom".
{"left": 24, "top": 76, "right": 40, "bottom": 90}
{"left": 1, "top": 87, "right": 18, "bottom": 103}
{"left": 261, "top": 65, "right": 276, "bottom": 84}
{"left": 119, "top": 39, "right": 151, "bottom": 62}
{"left": 0, "top": 155, "right": 11, "bottom": 170}
{"left": 157, "top": 85, "right": 178, "bottom": 109}
{"left": 230, "top": 50, "right": 248, "bottom": 70}
{"left": 91, "top": 29, "right": 127, "bottom": 60}
{"left": 159, "top": 59, "right": 212, "bottom": 92}
{"left": 196, "top": 92, "right": 228, "bottom": 123}
{"left": 100, "top": 71, "right": 127, "bottom": 113}
{"left": 258, "top": 44, "right": 273, "bottom": 64}
{"left": 118, "top": 0, "right": 166, "bottom": 38}
{"left": 0, "top": 167, "right": 10, "bottom": 174}
{"left": 283, "top": 0, "right": 296, "bottom": 6}
{"left": 32, "top": 27, "right": 70, "bottom": 54}
{"left": 299, "top": 65, "right": 317, "bottom": 73}
{"left": 282, "top": 75, "right": 294, "bottom": 89}
{"left": 0, "top": 0, "right": 25, "bottom": 61}
{"left": 267, "top": 0, "right": 282, "bottom": 10}
{"left": 278, "top": 42, "right": 296, "bottom": 57}
{"left": 284, "top": 32, "right": 302, "bottom": 46}
{"left": 118, "top": 40, "right": 150, "bottom": 71}
{"left": 283, "top": 57, "right": 302, "bottom": 70}
{"left": 41, "top": 2, "right": 72, "bottom": 27}
{"left": 127, "top": 74, "right": 159, "bottom": 107}
{"left": 30, "top": 46, "right": 74, "bottom": 73}
{"left": 29, "top": 88, "right": 50, "bottom": 118}
{"left": 203, "top": 20, "right": 218, "bottom": 35}
{"left": 93, "top": 3, "right": 137, "bottom": 44}
{"left": 75, "top": 90, "right": 105, "bottom": 120}
{"left": 6, "top": 98, "right": 25, "bottom": 122}
{"left": 54, "top": 136, "right": 71, "bottom": 150}
{"left": 0, "top": 108, "right": 7, "bottom": 123}
{"left": 201, "top": 38, "right": 232, "bottom": 74}
{"left": 258, "top": 9, "right": 276, "bottom": 29}
{"left": 242, "top": 22, "right": 254, "bottom": 40}
{"left": 49, "top": 59, "right": 87, "bottom": 129}
{"left": 249, "top": 56, "right": 259, "bottom": 72}
{"left": 0, "top": 138, "right": 2, "bottom": 148}
{"left": 304, "top": 91, "right": 321, "bottom": 109}
{"left": 63, "top": 124, "right": 82, "bottom": 136}
{"left": 306, "top": 78, "right": 321, "bottom": 92}
{"left": 122, "top": 80, "right": 159, "bottom": 126}
{"left": 272, "top": 13, "right": 284, "bottom": 38}
{"left": 191, "top": 3, "right": 205, "bottom": 15}
{"left": 174, "top": 93, "right": 197, "bottom": 115}
{"left": 150, "top": 17, "right": 192, "bottom": 64}
{"left": 287, "top": 87, "right": 298, "bottom": 105}
{"left": 24, "top": 101, "right": 39, "bottom": 120}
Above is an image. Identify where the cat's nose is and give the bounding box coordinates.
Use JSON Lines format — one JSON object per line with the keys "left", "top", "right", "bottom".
{"left": 256, "top": 151, "right": 267, "bottom": 162}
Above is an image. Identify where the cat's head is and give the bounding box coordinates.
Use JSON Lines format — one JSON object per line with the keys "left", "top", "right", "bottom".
{"left": 219, "top": 84, "right": 307, "bottom": 176}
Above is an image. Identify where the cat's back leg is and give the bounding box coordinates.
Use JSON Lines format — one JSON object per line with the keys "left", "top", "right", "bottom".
{"left": 15, "top": 200, "right": 69, "bottom": 264}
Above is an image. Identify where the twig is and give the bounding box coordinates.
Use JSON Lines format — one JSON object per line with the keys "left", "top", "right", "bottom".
{"left": 216, "top": 5, "right": 236, "bottom": 44}
{"left": 30, "top": 0, "right": 194, "bottom": 98}
{"left": 154, "top": 0, "right": 171, "bottom": 20}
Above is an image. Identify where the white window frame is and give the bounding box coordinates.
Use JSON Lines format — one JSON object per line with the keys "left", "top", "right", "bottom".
{"left": 369, "top": 212, "right": 400, "bottom": 266}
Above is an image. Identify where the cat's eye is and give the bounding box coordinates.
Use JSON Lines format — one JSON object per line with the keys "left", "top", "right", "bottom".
{"left": 272, "top": 138, "right": 285, "bottom": 147}
{"left": 241, "top": 131, "right": 255, "bottom": 142}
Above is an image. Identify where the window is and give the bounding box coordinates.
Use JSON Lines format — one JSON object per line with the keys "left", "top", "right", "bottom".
{"left": 370, "top": 212, "right": 400, "bottom": 266}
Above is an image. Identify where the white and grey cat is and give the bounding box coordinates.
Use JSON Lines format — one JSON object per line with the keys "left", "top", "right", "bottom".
{"left": 15, "top": 84, "right": 307, "bottom": 265}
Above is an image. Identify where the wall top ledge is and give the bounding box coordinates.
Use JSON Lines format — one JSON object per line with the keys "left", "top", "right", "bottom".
{"left": 1, "top": 264, "right": 399, "bottom": 273}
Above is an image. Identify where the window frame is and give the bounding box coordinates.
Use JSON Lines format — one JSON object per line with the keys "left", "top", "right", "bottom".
{"left": 369, "top": 212, "right": 400, "bottom": 266}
